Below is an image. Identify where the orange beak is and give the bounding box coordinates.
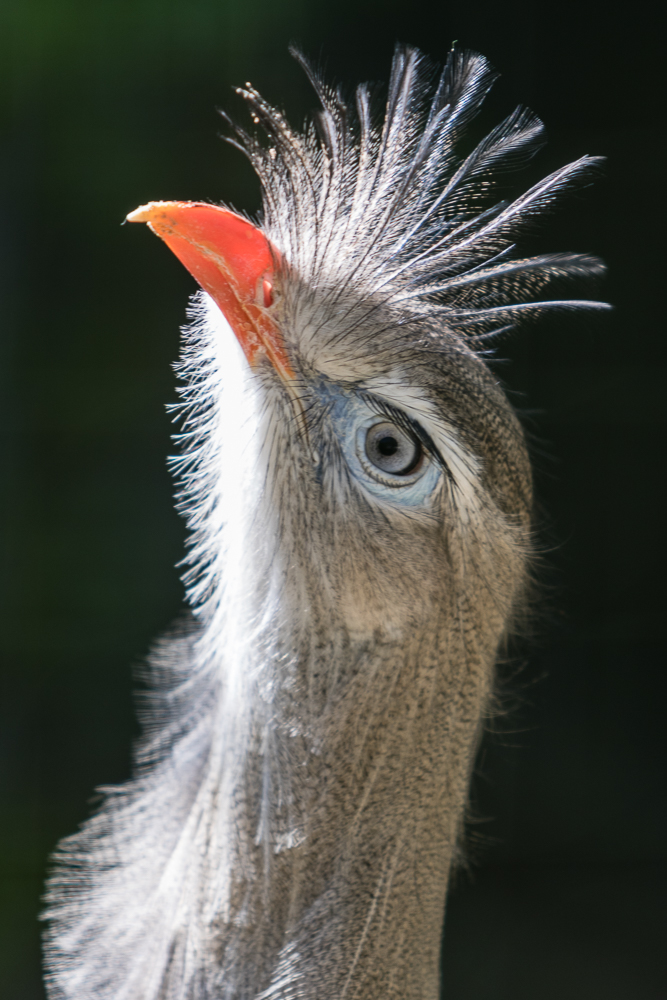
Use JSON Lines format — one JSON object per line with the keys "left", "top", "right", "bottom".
{"left": 126, "top": 201, "right": 296, "bottom": 388}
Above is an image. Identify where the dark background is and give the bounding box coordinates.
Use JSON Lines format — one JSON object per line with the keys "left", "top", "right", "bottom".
{"left": 1, "top": 1, "right": 664, "bottom": 997}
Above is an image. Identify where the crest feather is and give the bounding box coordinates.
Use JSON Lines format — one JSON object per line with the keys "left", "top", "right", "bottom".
{"left": 223, "top": 44, "right": 609, "bottom": 337}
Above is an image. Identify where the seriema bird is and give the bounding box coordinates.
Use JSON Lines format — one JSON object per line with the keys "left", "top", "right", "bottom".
{"left": 43, "top": 44, "right": 607, "bottom": 1000}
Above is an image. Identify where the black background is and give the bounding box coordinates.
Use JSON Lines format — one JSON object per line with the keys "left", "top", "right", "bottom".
{"left": 1, "top": 1, "right": 664, "bottom": 997}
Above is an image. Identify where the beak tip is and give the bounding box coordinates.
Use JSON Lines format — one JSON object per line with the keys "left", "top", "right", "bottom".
{"left": 126, "top": 203, "right": 155, "bottom": 224}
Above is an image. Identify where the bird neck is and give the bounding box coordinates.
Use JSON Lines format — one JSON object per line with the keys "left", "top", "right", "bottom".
{"left": 202, "top": 597, "right": 494, "bottom": 1000}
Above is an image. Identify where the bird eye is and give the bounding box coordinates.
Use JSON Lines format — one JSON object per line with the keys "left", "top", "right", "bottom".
{"left": 364, "top": 421, "right": 423, "bottom": 477}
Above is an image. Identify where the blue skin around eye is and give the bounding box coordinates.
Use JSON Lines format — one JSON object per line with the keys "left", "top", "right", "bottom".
{"left": 314, "top": 380, "right": 442, "bottom": 508}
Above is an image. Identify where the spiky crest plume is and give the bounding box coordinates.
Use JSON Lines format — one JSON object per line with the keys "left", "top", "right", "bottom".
{"left": 224, "top": 44, "right": 608, "bottom": 341}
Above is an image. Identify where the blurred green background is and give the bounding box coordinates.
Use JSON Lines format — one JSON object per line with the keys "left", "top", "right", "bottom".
{"left": 1, "top": 1, "right": 664, "bottom": 997}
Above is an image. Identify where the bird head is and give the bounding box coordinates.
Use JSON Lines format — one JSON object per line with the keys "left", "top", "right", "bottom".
{"left": 127, "top": 45, "right": 607, "bottom": 650}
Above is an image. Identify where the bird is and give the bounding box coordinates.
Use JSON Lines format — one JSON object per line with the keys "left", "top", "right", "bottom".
{"left": 42, "top": 43, "right": 608, "bottom": 1000}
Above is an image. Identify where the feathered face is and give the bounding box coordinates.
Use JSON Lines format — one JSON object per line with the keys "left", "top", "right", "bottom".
{"left": 128, "top": 45, "right": 606, "bottom": 642}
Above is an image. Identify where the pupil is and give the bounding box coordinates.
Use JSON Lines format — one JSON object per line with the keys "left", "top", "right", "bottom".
{"left": 378, "top": 435, "right": 399, "bottom": 457}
